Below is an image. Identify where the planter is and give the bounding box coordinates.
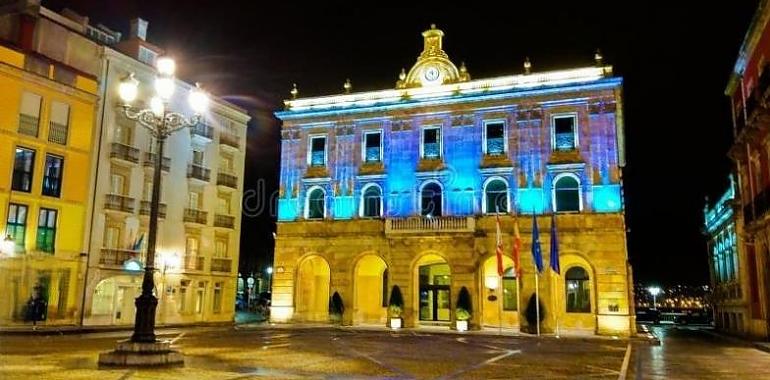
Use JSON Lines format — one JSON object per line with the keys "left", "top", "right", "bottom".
{"left": 456, "top": 320, "right": 468, "bottom": 332}
{"left": 388, "top": 317, "right": 402, "bottom": 329}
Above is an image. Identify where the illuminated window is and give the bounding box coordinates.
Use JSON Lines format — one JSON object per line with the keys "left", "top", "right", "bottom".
{"left": 363, "top": 130, "right": 382, "bottom": 163}
{"left": 484, "top": 121, "right": 506, "bottom": 155}
{"left": 484, "top": 178, "right": 508, "bottom": 214}
{"left": 42, "top": 154, "right": 64, "bottom": 198}
{"left": 421, "top": 182, "right": 442, "bottom": 217}
{"left": 6, "top": 203, "right": 28, "bottom": 252}
{"left": 503, "top": 267, "right": 517, "bottom": 311}
{"left": 553, "top": 174, "right": 581, "bottom": 212}
{"left": 12, "top": 147, "right": 35, "bottom": 192}
{"left": 552, "top": 114, "right": 577, "bottom": 151}
{"left": 421, "top": 126, "right": 441, "bottom": 159}
{"left": 565, "top": 267, "right": 591, "bottom": 313}
{"left": 213, "top": 282, "right": 222, "bottom": 313}
{"left": 308, "top": 136, "right": 327, "bottom": 167}
{"left": 36, "top": 208, "right": 57, "bottom": 253}
{"left": 307, "top": 187, "right": 325, "bottom": 219}
{"left": 361, "top": 184, "right": 382, "bottom": 218}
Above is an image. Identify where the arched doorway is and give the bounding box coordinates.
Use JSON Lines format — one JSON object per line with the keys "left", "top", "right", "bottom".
{"left": 414, "top": 254, "right": 451, "bottom": 325}
{"left": 480, "top": 256, "right": 519, "bottom": 329}
{"left": 89, "top": 275, "right": 142, "bottom": 326}
{"left": 353, "top": 255, "right": 388, "bottom": 325}
{"left": 295, "top": 255, "right": 330, "bottom": 322}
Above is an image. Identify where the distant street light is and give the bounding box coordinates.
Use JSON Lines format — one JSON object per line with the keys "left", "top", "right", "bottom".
{"left": 266, "top": 266, "right": 274, "bottom": 293}
{"left": 648, "top": 286, "right": 662, "bottom": 310}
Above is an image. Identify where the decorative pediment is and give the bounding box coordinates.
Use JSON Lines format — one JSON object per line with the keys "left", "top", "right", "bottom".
{"left": 396, "top": 25, "right": 471, "bottom": 89}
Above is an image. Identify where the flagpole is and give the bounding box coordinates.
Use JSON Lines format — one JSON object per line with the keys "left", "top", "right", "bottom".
{"left": 498, "top": 272, "right": 503, "bottom": 336}
{"left": 535, "top": 271, "right": 540, "bottom": 336}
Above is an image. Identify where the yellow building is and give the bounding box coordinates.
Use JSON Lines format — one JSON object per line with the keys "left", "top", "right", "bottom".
{"left": 0, "top": 43, "right": 98, "bottom": 325}
{"left": 272, "top": 26, "right": 635, "bottom": 336}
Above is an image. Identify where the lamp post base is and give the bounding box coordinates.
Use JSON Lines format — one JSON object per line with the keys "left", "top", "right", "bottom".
{"left": 98, "top": 339, "right": 184, "bottom": 367}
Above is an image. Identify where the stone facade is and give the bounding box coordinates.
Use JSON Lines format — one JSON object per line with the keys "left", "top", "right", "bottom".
{"left": 272, "top": 26, "right": 635, "bottom": 336}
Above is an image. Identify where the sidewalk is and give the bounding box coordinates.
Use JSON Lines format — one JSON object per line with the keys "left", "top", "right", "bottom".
{"left": 700, "top": 327, "right": 770, "bottom": 354}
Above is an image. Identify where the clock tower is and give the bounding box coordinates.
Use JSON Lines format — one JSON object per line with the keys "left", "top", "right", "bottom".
{"left": 397, "top": 24, "right": 471, "bottom": 88}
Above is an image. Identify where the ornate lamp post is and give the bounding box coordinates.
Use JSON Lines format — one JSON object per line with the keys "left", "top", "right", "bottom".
{"left": 648, "top": 286, "right": 661, "bottom": 310}
{"left": 99, "top": 57, "right": 209, "bottom": 367}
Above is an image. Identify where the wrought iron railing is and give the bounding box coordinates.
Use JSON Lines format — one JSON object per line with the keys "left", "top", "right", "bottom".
{"left": 385, "top": 216, "right": 475, "bottom": 233}
{"left": 214, "top": 214, "right": 235, "bottom": 229}
{"left": 18, "top": 114, "right": 39, "bottom": 137}
{"left": 187, "top": 164, "right": 211, "bottom": 182}
{"left": 110, "top": 142, "right": 140, "bottom": 163}
{"left": 219, "top": 133, "right": 240, "bottom": 149}
{"left": 486, "top": 138, "right": 505, "bottom": 155}
{"left": 104, "top": 194, "right": 135, "bottom": 213}
{"left": 99, "top": 248, "right": 141, "bottom": 266}
{"left": 423, "top": 142, "right": 440, "bottom": 159}
{"left": 555, "top": 132, "right": 576, "bottom": 151}
{"left": 210, "top": 258, "right": 232, "bottom": 273}
{"left": 48, "top": 121, "right": 68, "bottom": 145}
{"left": 183, "top": 208, "right": 208, "bottom": 224}
{"left": 142, "top": 152, "right": 171, "bottom": 172}
{"left": 217, "top": 172, "right": 238, "bottom": 188}
{"left": 183, "top": 255, "right": 205, "bottom": 271}
{"left": 139, "top": 201, "right": 167, "bottom": 218}
{"left": 190, "top": 123, "right": 213, "bottom": 140}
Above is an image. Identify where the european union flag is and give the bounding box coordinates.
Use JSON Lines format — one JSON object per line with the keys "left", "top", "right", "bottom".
{"left": 550, "top": 213, "right": 560, "bottom": 275}
{"left": 531, "top": 212, "right": 544, "bottom": 273}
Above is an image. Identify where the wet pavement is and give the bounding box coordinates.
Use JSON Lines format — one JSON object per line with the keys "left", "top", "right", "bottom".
{"left": 630, "top": 325, "right": 770, "bottom": 379}
{"left": 0, "top": 325, "right": 628, "bottom": 379}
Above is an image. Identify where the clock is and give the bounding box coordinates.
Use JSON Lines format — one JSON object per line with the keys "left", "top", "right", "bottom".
{"left": 422, "top": 66, "right": 441, "bottom": 84}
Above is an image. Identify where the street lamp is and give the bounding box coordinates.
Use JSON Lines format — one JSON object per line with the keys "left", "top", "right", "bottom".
{"left": 1, "top": 234, "right": 14, "bottom": 256}
{"left": 100, "top": 57, "right": 209, "bottom": 367}
{"left": 266, "top": 266, "right": 274, "bottom": 293}
{"left": 648, "top": 286, "right": 661, "bottom": 310}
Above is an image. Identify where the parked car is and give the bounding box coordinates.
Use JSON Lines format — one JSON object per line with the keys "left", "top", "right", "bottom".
{"left": 636, "top": 308, "right": 661, "bottom": 324}
{"left": 674, "top": 311, "right": 712, "bottom": 325}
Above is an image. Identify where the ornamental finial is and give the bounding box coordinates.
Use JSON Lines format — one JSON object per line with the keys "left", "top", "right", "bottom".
{"left": 399, "top": 68, "right": 406, "bottom": 81}
{"left": 594, "top": 49, "right": 603, "bottom": 66}
{"left": 523, "top": 57, "right": 532, "bottom": 74}
{"left": 290, "top": 83, "right": 298, "bottom": 99}
{"left": 343, "top": 78, "right": 352, "bottom": 94}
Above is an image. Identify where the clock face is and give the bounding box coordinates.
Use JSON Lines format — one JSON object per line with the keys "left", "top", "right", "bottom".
{"left": 423, "top": 66, "right": 440, "bottom": 84}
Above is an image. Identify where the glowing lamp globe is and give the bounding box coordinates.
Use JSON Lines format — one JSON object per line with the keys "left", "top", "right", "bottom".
{"left": 266, "top": 266, "right": 273, "bottom": 274}
{"left": 154, "top": 76, "right": 175, "bottom": 100}
{"left": 648, "top": 286, "right": 661, "bottom": 296}
{"left": 118, "top": 74, "right": 139, "bottom": 103}
{"left": 188, "top": 84, "right": 210, "bottom": 114}
{"left": 150, "top": 96, "right": 165, "bottom": 117}
{"left": 484, "top": 275, "right": 499, "bottom": 290}
{"left": 156, "top": 56, "right": 176, "bottom": 76}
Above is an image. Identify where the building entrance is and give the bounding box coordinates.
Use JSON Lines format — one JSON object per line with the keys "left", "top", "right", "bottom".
{"left": 418, "top": 263, "right": 450, "bottom": 322}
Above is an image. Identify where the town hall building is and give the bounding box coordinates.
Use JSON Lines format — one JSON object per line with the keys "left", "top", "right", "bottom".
{"left": 271, "top": 25, "right": 635, "bottom": 336}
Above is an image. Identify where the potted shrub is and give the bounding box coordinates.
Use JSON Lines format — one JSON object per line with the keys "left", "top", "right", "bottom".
{"left": 329, "top": 291, "right": 344, "bottom": 324}
{"left": 455, "top": 286, "right": 472, "bottom": 331}
{"left": 387, "top": 285, "right": 404, "bottom": 329}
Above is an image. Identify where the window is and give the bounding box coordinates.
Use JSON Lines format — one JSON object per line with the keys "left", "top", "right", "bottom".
{"left": 218, "top": 194, "right": 231, "bottom": 214}
{"left": 188, "top": 191, "right": 200, "bottom": 209}
{"left": 307, "top": 187, "right": 325, "bottom": 219}
{"left": 195, "top": 282, "right": 205, "bottom": 314}
{"left": 363, "top": 131, "right": 382, "bottom": 163}
{"left": 12, "top": 147, "right": 35, "bottom": 192}
{"left": 421, "top": 127, "right": 441, "bottom": 159}
{"left": 361, "top": 184, "right": 382, "bottom": 218}
{"left": 552, "top": 114, "right": 577, "bottom": 151}
{"left": 48, "top": 101, "right": 70, "bottom": 145}
{"left": 553, "top": 174, "right": 581, "bottom": 212}
{"left": 6, "top": 203, "right": 28, "bottom": 252}
{"left": 110, "top": 173, "right": 125, "bottom": 195}
{"left": 421, "top": 182, "right": 442, "bottom": 217}
{"left": 179, "top": 281, "right": 189, "bottom": 313}
{"left": 565, "top": 267, "right": 591, "bottom": 313}
{"left": 309, "top": 136, "right": 326, "bottom": 167}
{"left": 192, "top": 149, "right": 204, "bottom": 166}
{"left": 104, "top": 225, "right": 120, "bottom": 248}
{"left": 138, "top": 46, "right": 158, "bottom": 65}
{"left": 502, "top": 267, "right": 517, "bottom": 311}
{"left": 186, "top": 236, "right": 200, "bottom": 257}
{"left": 19, "top": 92, "right": 41, "bottom": 137}
{"left": 215, "top": 235, "right": 228, "bottom": 258}
{"left": 484, "top": 121, "right": 505, "bottom": 155}
{"left": 115, "top": 120, "right": 133, "bottom": 145}
{"left": 213, "top": 282, "right": 222, "bottom": 313}
{"left": 36, "top": 208, "right": 57, "bottom": 253}
{"left": 484, "top": 178, "right": 508, "bottom": 214}
{"left": 42, "top": 154, "right": 64, "bottom": 197}
{"left": 143, "top": 180, "right": 153, "bottom": 201}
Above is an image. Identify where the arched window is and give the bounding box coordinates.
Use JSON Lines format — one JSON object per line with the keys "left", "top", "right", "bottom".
{"left": 484, "top": 178, "right": 508, "bottom": 214}
{"left": 361, "top": 184, "right": 382, "bottom": 218}
{"left": 553, "top": 174, "right": 581, "bottom": 212}
{"left": 306, "top": 187, "right": 325, "bottom": 219}
{"left": 421, "top": 182, "right": 442, "bottom": 217}
{"left": 502, "top": 267, "right": 517, "bottom": 311}
{"left": 565, "top": 267, "right": 591, "bottom": 313}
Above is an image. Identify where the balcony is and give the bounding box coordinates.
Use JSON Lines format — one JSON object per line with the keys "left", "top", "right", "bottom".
{"left": 110, "top": 142, "right": 140, "bottom": 164}
{"left": 190, "top": 123, "right": 213, "bottom": 144}
{"left": 142, "top": 152, "right": 171, "bottom": 172}
{"left": 139, "top": 201, "right": 167, "bottom": 219}
{"left": 104, "top": 194, "right": 135, "bottom": 213}
{"left": 48, "top": 121, "right": 68, "bottom": 145}
{"left": 99, "top": 248, "right": 141, "bottom": 266}
{"left": 183, "top": 255, "right": 205, "bottom": 271}
{"left": 18, "top": 114, "right": 39, "bottom": 137}
{"left": 214, "top": 214, "right": 235, "bottom": 229}
{"left": 219, "top": 133, "right": 240, "bottom": 150}
{"left": 210, "top": 258, "right": 232, "bottom": 273}
{"left": 385, "top": 216, "right": 475, "bottom": 234}
{"left": 187, "top": 164, "right": 211, "bottom": 182}
{"left": 183, "top": 208, "right": 208, "bottom": 225}
{"left": 217, "top": 171, "right": 238, "bottom": 189}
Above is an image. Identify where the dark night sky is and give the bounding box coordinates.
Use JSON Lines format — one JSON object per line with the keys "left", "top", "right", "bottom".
{"left": 44, "top": 1, "right": 757, "bottom": 285}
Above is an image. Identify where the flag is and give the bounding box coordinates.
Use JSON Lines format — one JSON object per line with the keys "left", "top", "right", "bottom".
{"left": 550, "top": 213, "right": 560, "bottom": 275}
{"left": 132, "top": 233, "right": 145, "bottom": 251}
{"left": 512, "top": 217, "right": 522, "bottom": 278}
{"left": 531, "top": 212, "right": 544, "bottom": 273}
{"left": 495, "top": 214, "right": 504, "bottom": 276}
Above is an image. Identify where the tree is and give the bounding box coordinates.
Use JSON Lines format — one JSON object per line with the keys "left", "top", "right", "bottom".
{"left": 456, "top": 286, "right": 472, "bottom": 320}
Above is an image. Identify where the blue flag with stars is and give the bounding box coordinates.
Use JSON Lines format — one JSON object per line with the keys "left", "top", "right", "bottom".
{"left": 550, "top": 212, "right": 560, "bottom": 275}
{"left": 531, "top": 212, "right": 544, "bottom": 273}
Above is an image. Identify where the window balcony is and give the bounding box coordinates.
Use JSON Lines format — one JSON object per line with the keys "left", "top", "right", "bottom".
{"left": 385, "top": 216, "right": 475, "bottom": 234}
{"left": 554, "top": 132, "right": 576, "bottom": 151}
{"left": 104, "top": 194, "right": 135, "bottom": 213}
{"left": 187, "top": 163, "right": 211, "bottom": 182}
{"left": 190, "top": 123, "right": 213, "bottom": 143}
{"left": 48, "top": 122, "right": 68, "bottom": 145}
{"left": 139, "top": 200, "right": 167, "bottom": 219}
{"left": 422, "top": 142, "right": 440, "bottom": 159}
{"left": 217, "top": 171, "right": 238, "bottom": 189}
{"left": 365, "top": 147, "right": 381, "bottom": 163}
{"left": 99, "top": 248, "right": 141, "bottom": 266}
{"left": 110, "top": 142, "right": 140, "bottom": 164}
{"left": 142, "top": 152, "right": 171, "bottom": 172}
{"left": 18, "top": 114, "right": 39, "bottom": 137}
{"left": 210, "top": 257, "right": 232, "bottom": 273}
{"left": 219, "top": 133, "right": 240, "bottom": 150}
{"left": 183, "top": 208, "right": 208, "bottom": 225}
{"left": 214, "top": 214, "right": 235, "bottom": 229}
{"left": 183, "top": 255, "right": 205, "bottom": 271}
{"left": 485, "top": 138, "right": 505, "bottom": 156}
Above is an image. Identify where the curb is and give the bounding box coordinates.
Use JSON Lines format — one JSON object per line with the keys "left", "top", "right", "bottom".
{"left": 635, "top": 324, "right": 660, "bottom": 345}
{"left": 0, "top": 321, "right": 235, "bottom": 336}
